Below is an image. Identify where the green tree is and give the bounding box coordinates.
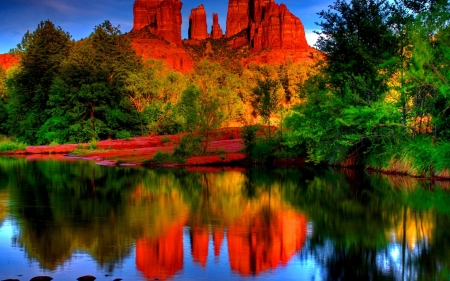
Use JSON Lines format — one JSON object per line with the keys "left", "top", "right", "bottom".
{"left": 124, "top": 59, "right": 187, "bottom": 136}
{"left": 252, "top": 78, "right": 284, "bottom": 138}
{"left": 6, "top": 20, "right": 71, "bottom": 143}
{"left": 316, "top": 0, "right": 399, "bottom": 103}
{"left": 190, "top": 60, "right": 243, "bottom": 126}
{"left": 0, "top": 67, "right": 7, "bottom": 133}
{"left": 38, "top": 21, "right": 142, "bottom": 144}
{"left": 180, "top": 84, "right": 226, "bottom": 154}
{"left": 403, "top": 3, "right": 450, "bottom": 138}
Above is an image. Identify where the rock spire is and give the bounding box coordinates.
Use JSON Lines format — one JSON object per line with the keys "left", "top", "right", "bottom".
{"left": 188, "top": 4, "right": 208, "bottom": 40}
{"left": 211, "top": 13, "right": 224, "bottom": 39}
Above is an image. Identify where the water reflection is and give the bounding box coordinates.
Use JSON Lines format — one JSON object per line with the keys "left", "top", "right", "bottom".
{"left": 0, "top": 157, "right": 449, "bottom": 280}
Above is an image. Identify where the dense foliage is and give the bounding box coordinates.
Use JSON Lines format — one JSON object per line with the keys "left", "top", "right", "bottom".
{"left": 1, "top": 0, "right": 450, "bottom": 175}
{"left": 284, "top": 0, "right": 450, "bottom": 176}
{"left": 0, "top": 20, "right": 311, "bottom": 148}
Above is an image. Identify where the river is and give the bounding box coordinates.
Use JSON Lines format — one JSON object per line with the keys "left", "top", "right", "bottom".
{"left": 0, "top": 156, "right": 449, "bottom": 280}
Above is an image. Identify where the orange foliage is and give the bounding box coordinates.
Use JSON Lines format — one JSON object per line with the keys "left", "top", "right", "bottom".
{"left": 0, "top": 53, "right": 18, "bottom": 70}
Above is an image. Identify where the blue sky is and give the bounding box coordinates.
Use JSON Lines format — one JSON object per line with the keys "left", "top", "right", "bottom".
{"left": 0, "top": 0, "right": 332, "bottom": 54}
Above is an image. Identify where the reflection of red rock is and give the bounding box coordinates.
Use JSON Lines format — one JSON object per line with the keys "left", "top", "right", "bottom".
{"left": 133, "top": 0, "right": 183, "bottom": 46}
{"left": 190, "top": 227, "right": 209, "bottom": 267}
{"left": 227, "top": 209, "right": 307, "bottom": 275}
{"left": 0, "top": 54, "right": 18, "bottom": 70}
{"left": 136, "top": 223, "right": 184, "bottom": 280}
{"left": 213, "top": 227, "right": 224, "bottom": 256}
{"left": 189, "top": 5, "right": 208, "bottom": 40}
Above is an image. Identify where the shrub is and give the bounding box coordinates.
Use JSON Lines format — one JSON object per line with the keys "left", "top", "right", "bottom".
{"left": 116, "top": 130, "right": 131, "bottom": 141}
{"left": 150, "top": 151, "right": 172, "bottom": 164}
{"left": 241, "top": 125, "right": 259, "bottom": 153}
{"left": 173, "top": 134, "right": 203, "bottom": 158}
{"left": 88, "top": 138, "right": 98, "bottom": 150}
{"left": 0, "top": 135, "right": 27, "bottom": 152}
{"left": 160, "top": 136, "right": 171, "bottom": 144}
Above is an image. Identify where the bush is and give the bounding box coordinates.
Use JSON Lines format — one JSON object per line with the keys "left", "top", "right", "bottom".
{"left": 116, "top": 130, "right": 131, "bottom": 141}
{"left": 88, "top": 138, "right": 98, "bottom": 150}
{"left": 241, "top": 125, "right": 259, "bottom": 153}
{"left": 248, "top": 136, "right": 280, "bottom": 163}
{"left": 149, "top": 151, "right": 172, "bottom": 164}
{"left": 0, "top": 135, "right": 27, "bottom": 152}
{"left": 173, "top": 134, "right": 203, "bottom": 158}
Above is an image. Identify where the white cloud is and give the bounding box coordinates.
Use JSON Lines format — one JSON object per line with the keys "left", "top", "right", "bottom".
{"left": 305, "top": 31, "right": 319, "bottom": 47}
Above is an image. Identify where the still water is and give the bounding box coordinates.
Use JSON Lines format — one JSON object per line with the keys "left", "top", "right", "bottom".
{"left": 0, "top": 156, "right": 449, "bottom": 281}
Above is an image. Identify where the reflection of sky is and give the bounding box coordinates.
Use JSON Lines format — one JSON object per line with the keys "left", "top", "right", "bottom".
{"left": 0, "top": 219, "right": 435, "bottom": 281}
{"left": 0, "top": 220, "right": 324, "bottom": 280}
{"left": 178, "top": 226, "right": 324, "bottom": 281}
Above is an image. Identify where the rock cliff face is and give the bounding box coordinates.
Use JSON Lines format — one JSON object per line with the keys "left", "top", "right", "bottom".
{"left": 225, "top": 0, "right": 308, "bottom": 52}
{"left": 210, "top": 13, "right": 223, "bottom": 39}
{"left": 131, "top": 0, "right": 314, "bottom": 71}
{"left": 128, "top": 26, "right": 194, "bottom": 72}
{"left": 133, "top": 0, "right": 183, "bottom": 46}
{"left": 225, "top": 0, "right": 249, "bottom": 38}
{"left": 250, "top": 3, "right": 308, "bottom": 51}
{"left": 188, "top": 5, "right": 208, "bottom": 40}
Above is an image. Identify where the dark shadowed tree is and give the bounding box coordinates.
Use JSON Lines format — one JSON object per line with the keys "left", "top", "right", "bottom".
{"left": 6, "top": 20, "right": 71, "bottom": 143}
{"left": 37, "top": 21, "right": 142, "bottom": 144}
{"left": 316, "top": 0, "right": 399, "bottom": 103}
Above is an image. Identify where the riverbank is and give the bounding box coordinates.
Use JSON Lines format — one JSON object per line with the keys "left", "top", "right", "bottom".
{"left": 1, "top": 128, "right": 248, "bottom": 167}
{"left": 2, "top": 127, "right": 450, "bottom": 180}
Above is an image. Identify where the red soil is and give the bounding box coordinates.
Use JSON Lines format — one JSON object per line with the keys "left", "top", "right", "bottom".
{"left": 15, "top": 127, "right": 246, "bottom": 167}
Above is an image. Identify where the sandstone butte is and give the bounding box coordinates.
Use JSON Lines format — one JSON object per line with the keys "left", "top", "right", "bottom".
{"left": 211, "top": 13, "right": 224, "bottom": 39}
{"left": 188, "top": 4, "right": 208, "bottom": 40}
{"left": 0, "top": 1, "right": 317, "bottom": 72}
{"left": 133, "top": 0, "right": 183, "bottom": 46}
{"left": 131, "top": 0, "right": 318, "bottom": 71}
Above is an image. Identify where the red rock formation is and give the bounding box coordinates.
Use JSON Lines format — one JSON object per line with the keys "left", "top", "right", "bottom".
{"left": 225, "top": 0, "right": 250, "bottom": 37}
{"left": 0, "top": 54, "right": 19, "bottom": 70}
{"left": 129, "top": 25, "right": 194, "bottom": 72}
{"left": 250, "top": 3, "right": 308, "bottom": 52}
{"left": 133, "top": 0, "right": 183, "bottom": 46}
{"left": 189, "top": 5, "right": 208, "bottom": 40}
{"left": 211, "top": 13, "right": 223, "bottom": 39}
{"left": 225, "top": 0, "right": 309, "bottom": 52}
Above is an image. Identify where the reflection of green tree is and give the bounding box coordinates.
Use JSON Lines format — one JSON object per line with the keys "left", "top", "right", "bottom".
{"left": 2, "top": 157, "right": 450, "bottom": 280}
{"left": 285, "top": 168, "right": 450, "bottom": 280}
{"left": 5, "top": 158, "right": 141, "bottom": 271}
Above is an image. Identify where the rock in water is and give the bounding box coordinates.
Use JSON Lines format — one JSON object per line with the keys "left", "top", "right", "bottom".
{"left": 189, "top": 4, "right": 208, "bottom": 40}
{"left": 30, "top": 276, "right": 53, "bottom": 281}
{"left": 76, "top": 276, "right": 96, "bottom": 281}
